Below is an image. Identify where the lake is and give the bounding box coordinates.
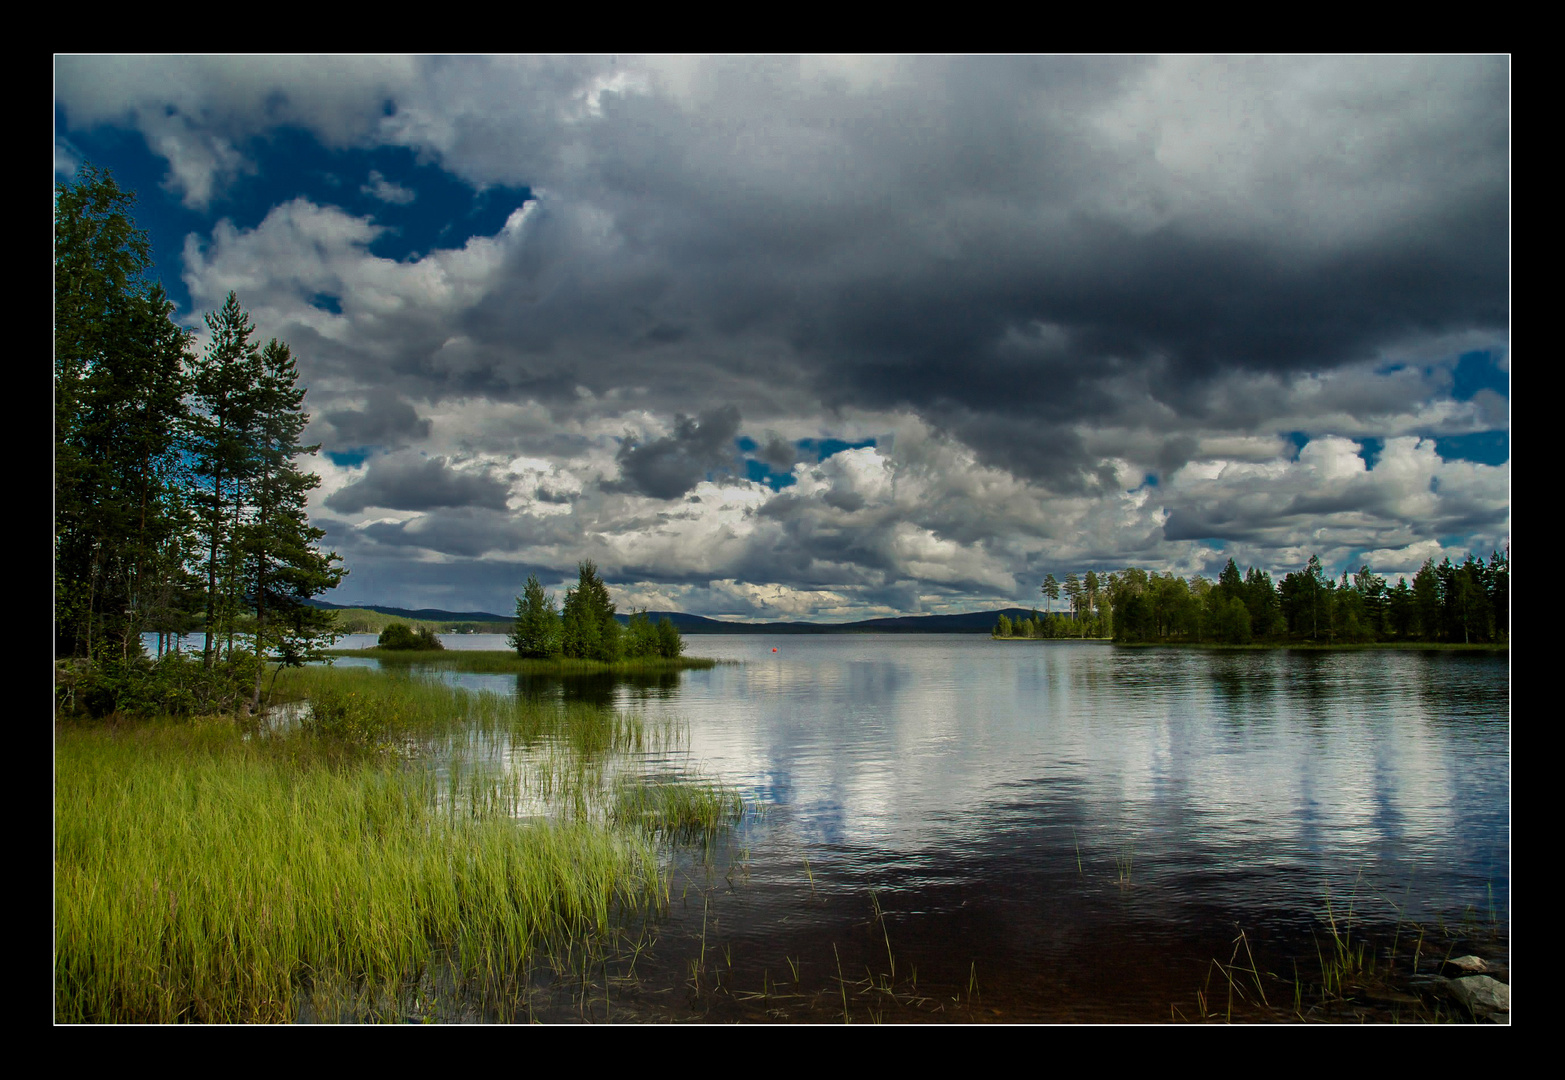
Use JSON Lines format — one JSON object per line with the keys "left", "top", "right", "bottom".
{"left": 299, "top": 633, "right": 1509, "bottom": 1022}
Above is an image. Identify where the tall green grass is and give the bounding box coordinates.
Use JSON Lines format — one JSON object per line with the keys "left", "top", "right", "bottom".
{"left": 55, "top": 720, "right": 665, "bottom": 1022}
{"left": 56, "top": 660, "right": 754, "bottom": 1022}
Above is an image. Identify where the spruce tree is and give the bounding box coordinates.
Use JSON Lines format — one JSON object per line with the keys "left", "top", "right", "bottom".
{"left": 509, "top": 574, "right": 561, "bottom": 658}
{"left": 54, "top": 164, "right": 193, "bottom": 661}
{"left": 560, "top": 561, "right": 620, "bottom": 662}
{"left": 243, "top": 337, "right": 346, "bottom": 709}
{"left": 189, "top": 292, "right": 264, "bottom": 666}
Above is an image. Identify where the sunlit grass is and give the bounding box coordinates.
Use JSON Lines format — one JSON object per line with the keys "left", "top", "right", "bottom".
{"left": 54, "top": 720, "right": 665, "bottom": 1022}
{"left": 54, "top": 664, "right": 734, "bottom": 1023}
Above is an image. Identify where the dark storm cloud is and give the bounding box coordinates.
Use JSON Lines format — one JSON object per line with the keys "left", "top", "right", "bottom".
{"left": 324, "top": 390, "right": 432, "bottom": 448}
{"left": 326, "top": 456, "right": 512, "bottom": 514}
{"left": 71, "top": 55, "right": 1507, "bottom": 614}
{"left": 604, "top": 406, "right": 743, "bottom": 500}
{"left": 756, "top": 434, "right": 799, "bottom": 471}
{"left": 390, "top": 56, "right": 1506, "bottom": 489}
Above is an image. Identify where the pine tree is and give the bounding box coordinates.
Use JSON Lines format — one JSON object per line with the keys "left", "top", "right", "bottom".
{"left": 243, "top": 337, "right": 346, "bottom": 708}
{"left": 560, "top": 561, "right": 620, "bottom": 662}
{"left": 189, "top": 292, "right": 264, "bottom": 666}
{"left": 509, "top": 574, "right": 561, "bottom": 658}
{"left": 54, "top": 164, "right": 192, "bottom": 661}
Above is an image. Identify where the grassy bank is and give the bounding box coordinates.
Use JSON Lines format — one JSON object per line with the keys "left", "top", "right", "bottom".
{"left": 324, "top": 648, "right": 721, "bottom": 674}
{"left": 55, "top": 666, "right": 742, "bottom": 1023}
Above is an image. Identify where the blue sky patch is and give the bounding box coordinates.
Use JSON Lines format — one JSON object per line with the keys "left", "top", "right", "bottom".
{"left": 1451, "top": 351, "right": 1508, "bottom": 401}
{"left": 1434, "top": 430, "right": 1508, "bottom": 466}
{"left": 57, "top": 111, "right": 530, "bottom": 322}
{"left": 800, "top": 437, "right": 876, "bottom": 462}
{"left": 326, "top": 449, "right": 369, "bottom": 468}
{"left": 1357, "top": 437, "right": 1385, "bottom": 470}
{"left": 745, "top": 459, "right": 797, "bottom": 490}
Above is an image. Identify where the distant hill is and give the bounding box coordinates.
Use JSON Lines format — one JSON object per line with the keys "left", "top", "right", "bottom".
{"left": 307, "top": 599, "right": 1063, "bottom": 634}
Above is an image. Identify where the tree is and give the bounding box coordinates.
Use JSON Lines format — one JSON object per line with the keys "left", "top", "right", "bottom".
{"left": 560, "top": 560, "right": 620, "bottom": 662}
{"left": 1242, "top": 566, "right": 1281, "bottom": 639}
{"left": 1411, "top": 559, "right": 1441, "bottom": 641}
{"left": 1041, "top": 574, "right": 1060, "bottom": 615}
{"left": 1083, "top": 570, "right": 1100, "bottom": 637}
{"left": 1281, "top": 555, "right": 1330, "bottom": 641}
{"left": 655, "top": 617, "right": 685, "bottom": 659}
{"left": 509, "top": 574, "right": 562, "bottom": 658}
{"left": 188, "top": 292, "right": 264, "bottom": 667}
{"left": 1063, "top": 573, "right": 1082, "bottom": 627}
{"left": 1352, "top": 565, "right": 1388, "bottom": 640}
{"left": 1489, "top": 548, "right": 1509, "bottom": 642}
{"left": 242, "top": 336, "right": 346, "bottom": 708}
{"left": 55, "top": 164, "right": 193, "bottom": 661}
{"left": 1217, "top": 559, "right": 1244, "bottom": 601}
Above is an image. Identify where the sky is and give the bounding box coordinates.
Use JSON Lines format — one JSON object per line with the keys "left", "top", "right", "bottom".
{"left": 54, "top": 55, "right": 1510, "bottom": 621}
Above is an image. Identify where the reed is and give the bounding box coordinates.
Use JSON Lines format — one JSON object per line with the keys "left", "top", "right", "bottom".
{"left": 55, "top": 715, "right": 669, "bottom": 1022}
{"left": 610, "top": 777, "right": 744, "bottom": 838}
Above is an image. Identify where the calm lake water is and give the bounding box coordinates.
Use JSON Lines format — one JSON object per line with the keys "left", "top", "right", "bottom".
{"left": 143, "top": 631, "right": 1508, "bottom": 1019}
{"left": 298, "top": 633, "right": 1509, "bottom": 1022}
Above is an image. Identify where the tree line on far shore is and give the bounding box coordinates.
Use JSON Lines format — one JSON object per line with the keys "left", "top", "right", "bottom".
{"left": 510, "top": 561, "right": 685, "bottom": 661}
{"left": 996, "top": 551, "right": 1510, "bottom": 645}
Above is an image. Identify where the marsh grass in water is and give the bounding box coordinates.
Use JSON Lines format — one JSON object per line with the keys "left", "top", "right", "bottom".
{"left": 325, "top": 648, "right": 722, "bottom": 675}
{"left": 1185, "top": 898, "right": 1507, "bottom": 1023}
{"left": 610, "top": 777, "right": 744, "bottom": 839}
{"left": 54, "top": 665, "right": 734, "bottom": 1023}
{"left": 54, "top": 720, "right": 665, "bottom": 1022}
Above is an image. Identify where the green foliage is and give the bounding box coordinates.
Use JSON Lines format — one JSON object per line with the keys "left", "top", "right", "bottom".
{"left": 54, "top": 715, "right": 664, "bottom": 1022}
{"left": 1105, "top": 549, "right": 1510, "bottom": 646}
{"left": 55, "top": 165, "right": 194, "bottom": 662}
{"left": 299, "top": 684, "right": 396, "bottom": 749}
{"left": 56, "top": 167, "right": 346, "bottom": 720}
{"left": 656, "top": 616, "right": 685, "bottom": 658}
{"left": 560, "top": 561, "right": 621, "bottom": 662}
{"left": 56, "top": 651, "right": 263, "bottom": 721}
{"left": 620, "top": 611, "right": 688, "bottom": 659}
{"left": 509, "top": 574, "right": 562, "bottom": 658}
{"left": 377, "top": 622, "right": 444, "bottom": 650}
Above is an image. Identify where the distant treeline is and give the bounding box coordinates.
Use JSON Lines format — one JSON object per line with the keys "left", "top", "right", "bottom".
{"left": 995, "top": 552, "right": 1509, "bottom": 645}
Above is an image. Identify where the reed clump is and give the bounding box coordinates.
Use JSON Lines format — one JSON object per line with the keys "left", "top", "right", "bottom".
{"left": 55, "top": 716, "right": 664, "bottom": 1022}
{"left": 610, "top": 777, "right": 744, "bottom": 837}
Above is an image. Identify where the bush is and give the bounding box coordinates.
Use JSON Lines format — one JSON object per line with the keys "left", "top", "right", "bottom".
{"left": 377, "top": 623, "right": 443, "bottom": 650}
{"left": 300, "top": 685, "right": 389, "bottom": 748}
{"left": 56, "top": 651, "right": 262, "bottom": 720}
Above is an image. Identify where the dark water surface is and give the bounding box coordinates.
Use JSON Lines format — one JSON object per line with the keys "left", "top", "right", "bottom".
{"left": 258, "top": 633, "right": 1515, "bottom": 1021}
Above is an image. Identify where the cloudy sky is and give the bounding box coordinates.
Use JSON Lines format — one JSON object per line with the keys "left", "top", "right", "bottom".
{"left": 54, "top": 55, "right": 1509, "bottom": 621}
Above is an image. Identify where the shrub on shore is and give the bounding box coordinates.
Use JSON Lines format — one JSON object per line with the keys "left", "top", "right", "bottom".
{"left": 377, "top": 622, "right": 443, "bottom": 651}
